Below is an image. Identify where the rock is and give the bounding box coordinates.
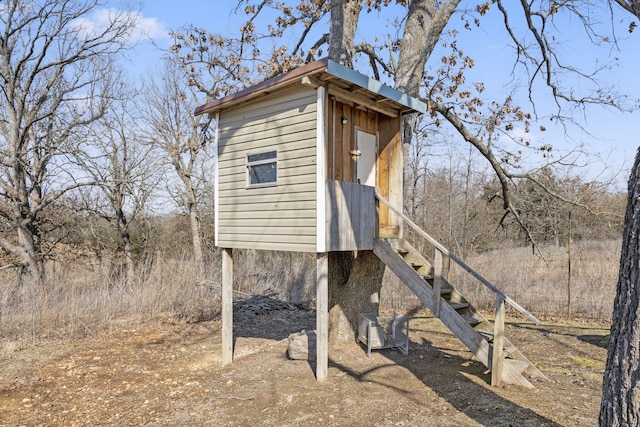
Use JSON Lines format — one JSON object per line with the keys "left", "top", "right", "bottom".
{"left": 287, "top": 330, "right": 316, "bottom": 361}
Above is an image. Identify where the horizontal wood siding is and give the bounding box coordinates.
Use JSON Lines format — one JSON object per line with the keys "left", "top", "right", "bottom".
{"left": 217, "top": 86, "right": 318, "bottom": 252}
{"left": 326, "top": 180, "right": 375, "bottom": 251}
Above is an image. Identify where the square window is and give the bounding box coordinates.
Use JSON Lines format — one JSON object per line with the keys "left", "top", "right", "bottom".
{"left": 247, "top": 150, "right": 277, "bottom": 188}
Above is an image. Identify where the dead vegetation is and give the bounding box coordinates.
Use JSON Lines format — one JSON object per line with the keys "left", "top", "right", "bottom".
{"left": 0, "top": 239, "right": 619, "bottom": 350}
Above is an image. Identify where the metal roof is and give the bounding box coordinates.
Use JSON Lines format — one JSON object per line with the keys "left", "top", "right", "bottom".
{"left": 194, "top": 58, "right": 426, "bottom": 117}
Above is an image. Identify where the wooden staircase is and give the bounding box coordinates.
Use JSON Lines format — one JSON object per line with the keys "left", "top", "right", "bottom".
{"left": 373, "top": 191, "right": 547, "bottom": 389}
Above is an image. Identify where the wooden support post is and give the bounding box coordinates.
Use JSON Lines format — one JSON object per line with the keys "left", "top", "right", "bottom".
{"left": 433, "top": 249, "right": 443, "bottom": 317}
{"left": 222, "top": 248, "right": 234, "bottom": 366}
{"left": 492, "top": 294, "right": 505, "bottom": 387}
{"left": 316, "top": 253, "right": 328, "bottom": 382}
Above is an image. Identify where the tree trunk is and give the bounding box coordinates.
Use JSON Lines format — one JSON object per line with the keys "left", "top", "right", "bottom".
{"left": 325, "top": 0, "right": 385, "bottom": 344}
{"left": 117, "top": 207, "right": 135, "bottom": 286}
{"left": 324, "top": 0, "right": 460, "bottom": 344}
{"left": 328, "top": 251, "right": 386, "bottom": 344}
{"left": 173, "top": 155, "right": 205, "bottom": 277}
{"left": 328, "top": 0, "right": 361, "bottom": 67}
{"left": 17, "top": 223, "right": 45, "bottom": 291}
{"left": 599, "top": 148, "right": 640, "bottom": 426}
{"left": 395, "top": 0, "right": 459, "bottom": 183}
{"left": 188, "top": 203, "right": 204, "bottom": 276}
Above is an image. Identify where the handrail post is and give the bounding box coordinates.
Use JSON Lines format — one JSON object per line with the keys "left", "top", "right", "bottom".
{"left": 433, "top": 249, "right": 443, "bottom": 317}
{"left": 492, "top": 294, "right": 505, "bottom": 386}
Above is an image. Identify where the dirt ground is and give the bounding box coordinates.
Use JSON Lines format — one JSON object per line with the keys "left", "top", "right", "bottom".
{"left": 0, "top": 305, "right": 609, "bottom": 426}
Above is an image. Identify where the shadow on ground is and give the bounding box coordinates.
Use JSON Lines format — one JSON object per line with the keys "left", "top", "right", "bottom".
{"left": 329, "top": 335, "right": 561, "bottom": 427}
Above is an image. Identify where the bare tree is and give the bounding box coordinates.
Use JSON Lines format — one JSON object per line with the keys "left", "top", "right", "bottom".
{"left": 0, "top": 0, "right": 138, "bottom": 286}
{"left": 75, "top": 94, "right": 160, "bottom": 285}
{"left": 139, "top": 60, "right": 215, "bottom": 276}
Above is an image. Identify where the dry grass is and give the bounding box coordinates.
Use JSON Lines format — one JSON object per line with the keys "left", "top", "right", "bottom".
{"left": 0, "top": 251, "right": 222, "bottom": 346}
{"left": 448, "top": 240, "right": 621, "bottom": 320}
{"left": 0, "top": 248, "right": 317, "bottom": 347}
{"left": 0, "top": 240, "right": 619, "bottom": 346}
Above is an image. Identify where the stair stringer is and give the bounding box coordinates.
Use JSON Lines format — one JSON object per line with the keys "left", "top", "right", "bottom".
{"left": 373, "top": 239, "right": 536, "bottom": 389}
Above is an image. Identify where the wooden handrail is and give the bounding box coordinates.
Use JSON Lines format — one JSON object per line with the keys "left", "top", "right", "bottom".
{"left": 375, "top": 189, "right": 540, "bottom": 325}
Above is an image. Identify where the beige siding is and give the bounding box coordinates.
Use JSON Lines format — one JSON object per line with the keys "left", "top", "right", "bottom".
{"left": 217, "top": 86, "right": 318, "bottom": 252}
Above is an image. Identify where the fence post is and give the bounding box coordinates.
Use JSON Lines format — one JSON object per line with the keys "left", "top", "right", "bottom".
{"left": 433, "top": 249, "right": 443, "bottom": 317}
{"left": 492, "top": 294, "right": 505, "bottom": 386}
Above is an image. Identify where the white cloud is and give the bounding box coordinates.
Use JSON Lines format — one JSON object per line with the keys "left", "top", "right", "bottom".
{"left": 71, "top": 9, "right": 168, "bottom": 46}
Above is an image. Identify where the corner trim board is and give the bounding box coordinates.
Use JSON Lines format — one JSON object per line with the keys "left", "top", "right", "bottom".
{"left": 316, "top": 86, "right": 327, "bottom": 252}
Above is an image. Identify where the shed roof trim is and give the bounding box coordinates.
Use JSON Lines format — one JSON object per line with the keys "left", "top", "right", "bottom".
{"left": 194, "top": 58, "right": 426, "bottom": 116}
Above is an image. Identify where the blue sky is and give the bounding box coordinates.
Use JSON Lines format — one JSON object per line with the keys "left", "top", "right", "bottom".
{"left": 107, "top": 0, "right": 638, "bottom": 189}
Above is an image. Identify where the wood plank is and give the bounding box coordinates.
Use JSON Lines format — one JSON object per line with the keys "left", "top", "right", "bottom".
{"left": 433, "top": 249, "right": 443, "bottom": 317}
{"left": 492, "top": 294, "right": 505, "bottom": 387}
{"left": 222, "top": 248, "right": 233, "bottom": 365}
{"left": 333, "top": 101, "right": 344, "bottom": 181}
{"left": 316, "top": 253, "right": 328, "bottom": 381}
{"left": 327, "top": 84, "right": 398, "bottom": 117}
{"left": 343, "top": 103, "right": 353, "bottom": 182}
{"left": 325, "top": 181, "right": 375, "bottom": 251}
{"left": 327, "top": 99, "right": 335, "bottom": 180}
{"left": 377, "top": 114, "right": 400, "bottom": 238}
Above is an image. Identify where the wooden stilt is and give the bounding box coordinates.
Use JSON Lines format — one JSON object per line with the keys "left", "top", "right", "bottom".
{"left": 316, "top": 252, "right": 328, "bottom": 381}
{"left": 222, "top": 248, "right": 234, "bottom": 366}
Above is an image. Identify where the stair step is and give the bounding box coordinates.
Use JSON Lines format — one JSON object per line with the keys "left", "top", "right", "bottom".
{"left": 397, "top": 248, "right": 409, "bottom": 256}
{"left": 448, "top": 302, "right": 469, "bottom": 310}
{"left": 461, "top": 315, "right": 481, "bottom": 326}
{"left": 504, "top": 346, "right": 518, "bottom": 357}
{"left": 489, "top": 343, "right": 519, "bottom": 358}
{"left": 479, "top": 333, "right": 519, "bottom": 358}
{"left": 410, "top": 262, "right": 423, "bottom": 270}
{"left": 504, "top": 359, "right": 530, "bottom": 375}
{"left": 479, "top": 331, "right": 494, "bottom": 341}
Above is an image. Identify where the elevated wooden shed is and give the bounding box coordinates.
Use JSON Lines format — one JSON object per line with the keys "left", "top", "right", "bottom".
{"left": 196, "top": 57, "right": 426, "bottom": 253}
{"left": 196, "top": 58, "right": 425, "bottom": 381}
